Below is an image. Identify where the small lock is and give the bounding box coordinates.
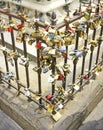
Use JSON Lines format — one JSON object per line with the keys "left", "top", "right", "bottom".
{"left": 64, "top": 17, "right": 69, "bottom": 23}
{"left": 88, "top": 21, "right": 96, "bottom": 30}
{"left": 24, "top": 87, "right": 30, "bottom": 97}
{"left": 7, "top": 57, "right": 14, "bottom": 66}
{"left": 76, "top": 51, "right": 83, "bottom": 58}
{"left": 19, "top": 57, "right": 29, "bottom": 66}
{"left": 32, "top": 30, "right": 43, "bottom": 38}
{"left": 62, "top": 63, "right": 70, "bottom": 73}
{"left": 28, "top": 40, "right": 34, "bottom": 45}
{"left": 84, "top": 12, "right": 90, "bottom": 20}
{"left": 90, "top": 40, "right": 98, "bottom": 47}
{"left": 16, "top": 32, "right": 23, "bottom": 43}
{"left": 2, "top": 72, "right": 14, "bottom": 80}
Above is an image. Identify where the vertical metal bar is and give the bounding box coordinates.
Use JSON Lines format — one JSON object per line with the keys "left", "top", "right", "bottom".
{"left": 63, "top": 21, "right": 69, "bottom": 90}
{"left": 8, "top": 11, "right": 20, "bottom": 91}
{"left": 88, "top": 28, "right": 96, "bottom": 77}
{"left": 51, "top": 57, "right": 56, "bottom": 95}
{"left": 37, "top": 45, "right": 42, "bottom": 104}
{"left": 96, "top": 26, "right": 103, "bottom": 64}
{"left": 72, "top": 30, "right": 79, "bottom": 84}
{"left": 22, "top": 33, "right": 30, "bottom": 88}
{"left": 10, "top": 30, "right": 20, "bottom": 82}
{"left": 80, "top": 23, "right": 89, "bottom": 86}
{"left": 1, "top": 33, "right": 9, "bottom": 72}
{"left": 63, "top": 46, "right": 68, "bottom": 90}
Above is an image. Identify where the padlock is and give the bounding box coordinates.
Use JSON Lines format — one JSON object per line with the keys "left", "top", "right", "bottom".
{"left": 19, "top": 56, "right": 29, "bottom": 66}
{"left": 2, "top": 72, "right": 14, "bottom": 80}
{"left": 24, "top": 87, "right": 30, "bottom": 97}
{"left": 3, "top": 7, "right": 9, "bottom": 12}
{"left": 76, "top": 51, "right": 83, "bottom": 58}
{"left": 93, "top": 17, "right": 100, "bottom": 26}
{"left": 51, "top": 111, "right": 62, "bottom": 121}
{"left": 35, "top": 42, "right": 42, "bottom": 49}
{"left": 64, "top": 17, "right": 69, "bottom": 23}
{"left": 45, "top": 94, "right": 53, "bottom": 100}
{"left": 64, "top": 37, "right": 72, "bottom": 46}
{"left": 8, "top": 27, "right": 13, "bottom": 32}
{"left": 32, "top": 30, "right": 43, "bottom": 38}
{"left": 45, "top": 25, "right": 50, "bottom": 32}
{"left": 77, "top": 28, "right": 84, "bottom": 38}
{"left": 28, "top": 40, "right": 34, "bottom": 45}
{"left": 47, "top": 104, "right": 54, "bottom": 113}
{"left": 67, "top": 26, "right": 75, "bottom": 33}
{"left": 17, "top": 24, "right": 23, "bottom": 29}
{"left": 94, "top": 65, "right": 102, "bottom": 72}
{"left": 84, "top": 12, "right": 90, "bottom": 20}
{"left": 8, "top": 57, "right": 14, "bottom": 66}
{"left": 62, "top": 63, "right": 70, "bottom": 74}
{"left": 48, "top": 75, "right": 55, "bottom": 83}
{"left": 72, "top": 21, "right": 80, "bottom": 28}
{"left": 1, "top": 24, "right": 8, "bottom": 31}
{"left": 58, "top": 73, "right": 64, "bottom": 80}
{"left": 46, "top": 40, "right": 54, "bottom": 47}
{"left": 83, "top": 75, "right": 89, "bottom": 80}
{"left": 90, "top": 40, "right": 98, "bottom": 47}
{"left": 88, "top": 21, "right": 96, "bottom": 30}
{"left": 86, "top": 5, "right": 92, "bottom": 13}
{"left": 16, "top": 32, "right": 23, "bottom": 43}
{"left": 68, "top": 87, "right": 74, "bottom": 97}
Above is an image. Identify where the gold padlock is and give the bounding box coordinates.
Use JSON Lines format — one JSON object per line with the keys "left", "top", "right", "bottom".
{"left": 46, "top": 40, "right": 54, "bottom": 46}
{"left": 64, "top": 17, "right": 69, "bottom": 23}
{"left": 89, "top": 21, "right": 96, "bottom": 30}
{"left": 78, "top": 29, "right": 84, "bottom": 37}
{"left": 90, "top": 40, "right": 98, "bottom": 47}
{"left": 16, "top": 35, "right": 22, "bottom": 43}
{"left": 32, "top": 30, "right": 43, "bottom": 38}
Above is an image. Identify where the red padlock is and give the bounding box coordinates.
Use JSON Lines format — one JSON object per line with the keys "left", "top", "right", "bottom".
{"left": 8, "top": 27, "right": 13, "bottom": 32}
{"left": 46, "top": 94, "right": 53, "bottom": 100}
{"left": 35, "top": 42, "right": 42, "bottom": 49}
{"left": 17, "top": 24, "right": 23, "bottom": 29}
{"left": 62, "top": 53, "right": 67, "bottom": 58}
{"left": 45, "top": 26, "right": 49, "bottom": 32}
{"left": 83, "top": 75, "right": 88, "bottom": 80}
{"left": 58, "top": 73, "right": 64, "bottom": 80}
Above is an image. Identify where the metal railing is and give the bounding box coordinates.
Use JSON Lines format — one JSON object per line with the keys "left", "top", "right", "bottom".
{"left": 0, "top": 0, "right": 103, "bottom": 120}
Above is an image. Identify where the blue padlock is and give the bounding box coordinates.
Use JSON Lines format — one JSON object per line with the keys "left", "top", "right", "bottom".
{"left": 48, "top": 33, "right": 54, "bottom": 39}
{"left": 76, "top": 51, "right": 83, "bottom": 58}
{"left": 59, "top": 46, "right": 66, "bottom": 53}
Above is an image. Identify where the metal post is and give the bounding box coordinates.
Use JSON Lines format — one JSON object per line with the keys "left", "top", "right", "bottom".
{"left": 63, "top": 46, "right": 68, "bottom": 90}
{"left": 80, "top": 22, "right": 89, "bottom": 86}
{"left": 52, "top": 57, "right": 56, "bottom": 95}
{"left": 88, "top": 28, "right": 96, "bottom": 77}
{"left": 36, "top": 45, "right": 42, "bottom": 104}
{"left": 72, "top": 30, "right": 79, "bottom": 84}
{"left": 96, "top": 26, "right": 103, "bottom": 64}
{"left": 1, "top": 33, "right": 9, "bottom": 72}
{"left": 7, "top": 3, "right": 20, "bottom": 92}
{"left": 22, "top": 33, "right": 30, "bottom": 89}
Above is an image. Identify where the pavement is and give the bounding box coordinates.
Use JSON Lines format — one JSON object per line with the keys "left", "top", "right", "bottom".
{"left": 0, "top": 109, "right": 23, "bottom": 130}
{"left": 78, "top": 98, "right": 103, "bottom": 130}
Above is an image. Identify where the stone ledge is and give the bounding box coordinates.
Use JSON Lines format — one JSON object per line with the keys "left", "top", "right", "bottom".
{"left": 0, "top": 71, "right": 103, "bottom": 130}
